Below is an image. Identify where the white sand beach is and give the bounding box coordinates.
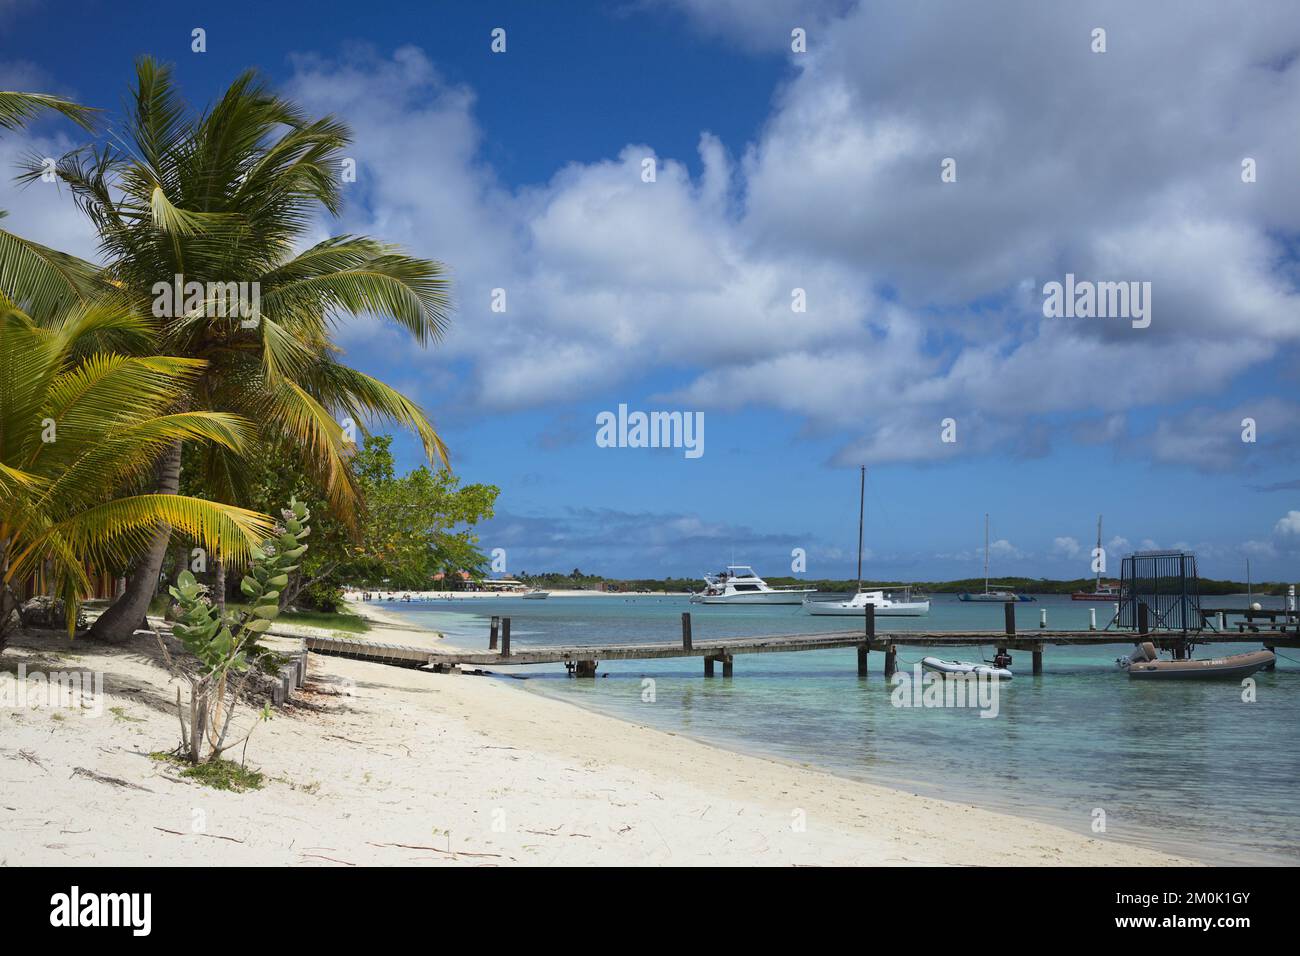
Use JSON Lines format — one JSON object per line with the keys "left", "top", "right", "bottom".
{"left": 1, "top": 609, "right": 1195, "bottom": 867}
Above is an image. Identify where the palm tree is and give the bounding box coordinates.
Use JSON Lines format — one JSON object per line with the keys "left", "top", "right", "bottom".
{"left": 0, "top": 302, "right": 272, "bottom": 650}
{"left": 4, "top": 59, "right": 452, "bottom": 642}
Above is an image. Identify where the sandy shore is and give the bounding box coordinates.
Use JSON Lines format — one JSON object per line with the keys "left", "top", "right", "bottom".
{"left": 1, "top": 613, "right": 1194, "bottom": 867}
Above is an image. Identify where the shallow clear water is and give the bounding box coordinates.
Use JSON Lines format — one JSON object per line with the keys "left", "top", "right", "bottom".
{"left": 375, "top": 592, "right": 1300, "bottom": 865}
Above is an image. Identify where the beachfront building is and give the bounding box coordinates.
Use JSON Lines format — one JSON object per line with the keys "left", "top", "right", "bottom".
{"left": 481, "top": 578, "right": 528, "bottom": 593}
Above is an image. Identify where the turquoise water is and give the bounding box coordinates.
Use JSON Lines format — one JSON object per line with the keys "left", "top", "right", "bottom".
{"left": 377, "top": 593, "right": 1299, "bottom": 865}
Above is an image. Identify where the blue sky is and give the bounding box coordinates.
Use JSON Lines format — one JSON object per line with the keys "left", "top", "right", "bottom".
{"left": 4, "top": 0, "right": 1300, "bottom": 581}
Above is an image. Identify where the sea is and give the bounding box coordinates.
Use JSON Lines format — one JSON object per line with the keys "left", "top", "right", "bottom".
{"left": 372, "top": 591, "right": 1299, "bottom": 865}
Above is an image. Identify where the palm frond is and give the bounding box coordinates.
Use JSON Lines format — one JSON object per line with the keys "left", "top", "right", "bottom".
{"left": 0, "top": 91, "right": 96, "bottom": 131}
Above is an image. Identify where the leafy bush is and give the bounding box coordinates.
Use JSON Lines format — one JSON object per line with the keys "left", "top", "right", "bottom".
{"left": 156, "top": 498, "right": 310, "bottom": 764}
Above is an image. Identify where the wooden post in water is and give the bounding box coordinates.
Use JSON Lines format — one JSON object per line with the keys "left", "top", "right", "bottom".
{"left": 722, "top": 654, "right": 733, "bottom": 678}
{"left": 883, "top": 643, "right": 897, "bottom": 678}
{"left": 501, "top": 617, "right": 511, "bottom": 657}
{"left": 1032, "top": 645, "right": 1043, "bottom": 675}
{"left": 1004, "top": 601, "right": 1016, "bottom": 636}
{"left": 489, "top": 615, "right": 500, "bottom": 650}
{"left": 681, "top": 612, "right": 693, "bottom": 652}
{"left": 857, "top": 604, "right": 875, "bottom": 677}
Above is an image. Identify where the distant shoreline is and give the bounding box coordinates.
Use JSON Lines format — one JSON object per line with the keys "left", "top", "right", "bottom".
{"left": 345, "top": 588, "right": 693, "bottom": 601}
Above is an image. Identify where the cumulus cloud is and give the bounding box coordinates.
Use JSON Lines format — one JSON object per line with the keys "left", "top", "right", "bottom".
{"left": 1052, "top": 536, "right": 1082, "bottom": 558}
{"left": 1275, "top": 511, "right": 1300, "bottom": 536}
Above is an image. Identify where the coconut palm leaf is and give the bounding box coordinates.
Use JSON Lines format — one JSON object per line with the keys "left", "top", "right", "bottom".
{"left": 0, "top": 91, "right": 95, "bottom": 131}
{"left": 0, "top": 229, "right": 101, "bottom": 320}
{"left": 0, "top": 304, "right": 271, "bottom": 635}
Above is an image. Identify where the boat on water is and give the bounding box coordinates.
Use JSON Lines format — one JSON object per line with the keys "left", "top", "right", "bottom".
{"left": 921, "top": 656, "right": 1013, "bottom": 680}
{"left": 1071, "top": 515, "right": 1120, "bottom": 601}
{"left": 802, "top": 467, "right": 931, "bottom": 617}
{"left": 959, "top": 587, "right": 1035, "bottom": 603}
{"left": 1071, "top": 582, "right": 1121, "bottom": 601}
{"left": 688, "top": 566, "right": 816, "bottom": 605}
{"left": 521, "top": 589, "right": 550, "bottom": 600}
{"left": 1120, "top": 642, "right": 1275, "bottom": 680}
{"left": 804, "top": 587, "right": 930, "bottom": 616}
{"left": 957, "top": 514, "right": 1035, "bottom": 602}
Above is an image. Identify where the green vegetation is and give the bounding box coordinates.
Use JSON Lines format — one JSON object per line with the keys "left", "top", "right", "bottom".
{"left": 224, "top": 601, "right": 369, "bottom": 634}
{"left": 3, "top": 58, "right": 453, "bottom": 644}
{"left": 151, "top": 751, "right": 264, "bottom": 792}
{"left": 157, "top": 498, "right": 310, "bottom": 764}
{"left": 236, "top": 434, "right": 497, "bottom": 609}
{"left": 0, "top": 306, "right": 272, "bottom": 650}
{"left": 110, "top": 706, "right": 145, "bottom": 723}
{"left": 519, "top": 571, "right": 1295, "bottom": 596}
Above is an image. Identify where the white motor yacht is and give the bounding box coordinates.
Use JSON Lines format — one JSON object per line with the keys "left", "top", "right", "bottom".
{"left": 688, "top": 566, "right": 816, "bottom": 605}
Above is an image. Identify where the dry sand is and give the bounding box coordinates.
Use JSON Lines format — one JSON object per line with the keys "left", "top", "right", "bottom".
{"left": 1, "top": 614, "right": 1194, "bottom": 867}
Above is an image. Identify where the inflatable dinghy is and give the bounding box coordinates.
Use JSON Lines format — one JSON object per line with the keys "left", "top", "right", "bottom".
{"left": 920, "top": 656, "right": 1013, "bottom": 680}
{"left": 1122, "top": 642, "right": 1275, "bottom": 680}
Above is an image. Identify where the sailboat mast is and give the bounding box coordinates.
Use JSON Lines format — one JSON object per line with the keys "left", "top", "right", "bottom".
{"left": 856, "top": 466, "right": 865, "bottom": 592}
{"left": 1095, "top": 514, "right": 1103, "bottom": 589}
{"left": 983, "top": 513, "right": 990, "bottom": 593}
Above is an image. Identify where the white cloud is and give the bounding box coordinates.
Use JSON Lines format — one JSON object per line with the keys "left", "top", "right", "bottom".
{"left": 9, "top": 3, "right": 1300, "bottom": 471}
{"left": 1274, "top": 511, "right": 1300, "bottom": 536}
{"left": 1052, "top": 536, "right": 1082, "bottom": 558}
{"left": 271, "top": 7, "right": 1300, "bottom": 466}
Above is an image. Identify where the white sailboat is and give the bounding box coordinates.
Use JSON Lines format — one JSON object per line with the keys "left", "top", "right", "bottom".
{"left": 688, "top": 566, "right": 816, "bottom": 605}
{"left": 803, "top": 467, "right": 930, "bottom": 617}
{"left": 958, "top": 514, "right": 1034, "bottom": 602}
{"left": 804, "top": 587, "right": 930, "bottom": 616}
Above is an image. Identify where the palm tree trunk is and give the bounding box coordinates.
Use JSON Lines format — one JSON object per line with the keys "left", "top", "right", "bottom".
{"left": 214, "top": 558, "right": 226, "bottom": 618}
{"left": 0, "top": 536, "right": 17, "bottom": 653}
{"left": 88, "top": 440, "right": 182, "bottom": 643}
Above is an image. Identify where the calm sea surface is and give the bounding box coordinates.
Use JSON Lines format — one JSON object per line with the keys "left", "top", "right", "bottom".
{"left": 375, "top": 592, "right": 1299, "bottom": 865}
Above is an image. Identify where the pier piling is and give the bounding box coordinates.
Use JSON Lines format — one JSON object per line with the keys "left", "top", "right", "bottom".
{"left": 704, "top": 653, "right": 734, "bottom": 678}
{"left": 1004, "top": 602, "right": 1016, "bottom": 635}
{"left": 489, "top": 615, "right": 500, "bottom": 650}
{"left": 501, "top": 617, "right": 511, "bottom": 657}
{"left": 858, "top": 604, "right": 875, "bottom": 677}
{"left": 884, "top": 644, "right": 897, "bottom": 678}
{"left": 574, "top": 659, "right": 598, "bottom": 678}
{"left": 1032, "top": 645, "right": 1043, "bottom": 675}
{"left": 681, "top": 612, "right": 693, "bottom": 652}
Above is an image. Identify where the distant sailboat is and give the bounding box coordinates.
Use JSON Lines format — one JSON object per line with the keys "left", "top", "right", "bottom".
{"left": 958, "top": 514, "right": 1035, "bottom": 602}
{"left": 803, "top": 467, "right": 930, "bottom": 616}
{"left": 1072, "top": 514, "right": 1120, "bottom": 601}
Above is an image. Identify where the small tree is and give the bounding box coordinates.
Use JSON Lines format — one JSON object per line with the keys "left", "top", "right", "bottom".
{"left": 157, "top": 498, "right": 310, "bottom": 764}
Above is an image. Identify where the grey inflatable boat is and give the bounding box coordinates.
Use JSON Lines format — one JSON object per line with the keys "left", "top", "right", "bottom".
{"left": 1123, "top": 641, "right": 1275, "bottom": 680}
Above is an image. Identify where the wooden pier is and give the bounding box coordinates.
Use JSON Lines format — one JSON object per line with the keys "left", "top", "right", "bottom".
{"left": 306, "top": 604, "right": 1299, "bottom": 678}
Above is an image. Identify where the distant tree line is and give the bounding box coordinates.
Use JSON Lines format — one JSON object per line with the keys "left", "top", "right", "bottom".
{"left": 516, "top": 572, "right": 1295, "bottom": 596}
